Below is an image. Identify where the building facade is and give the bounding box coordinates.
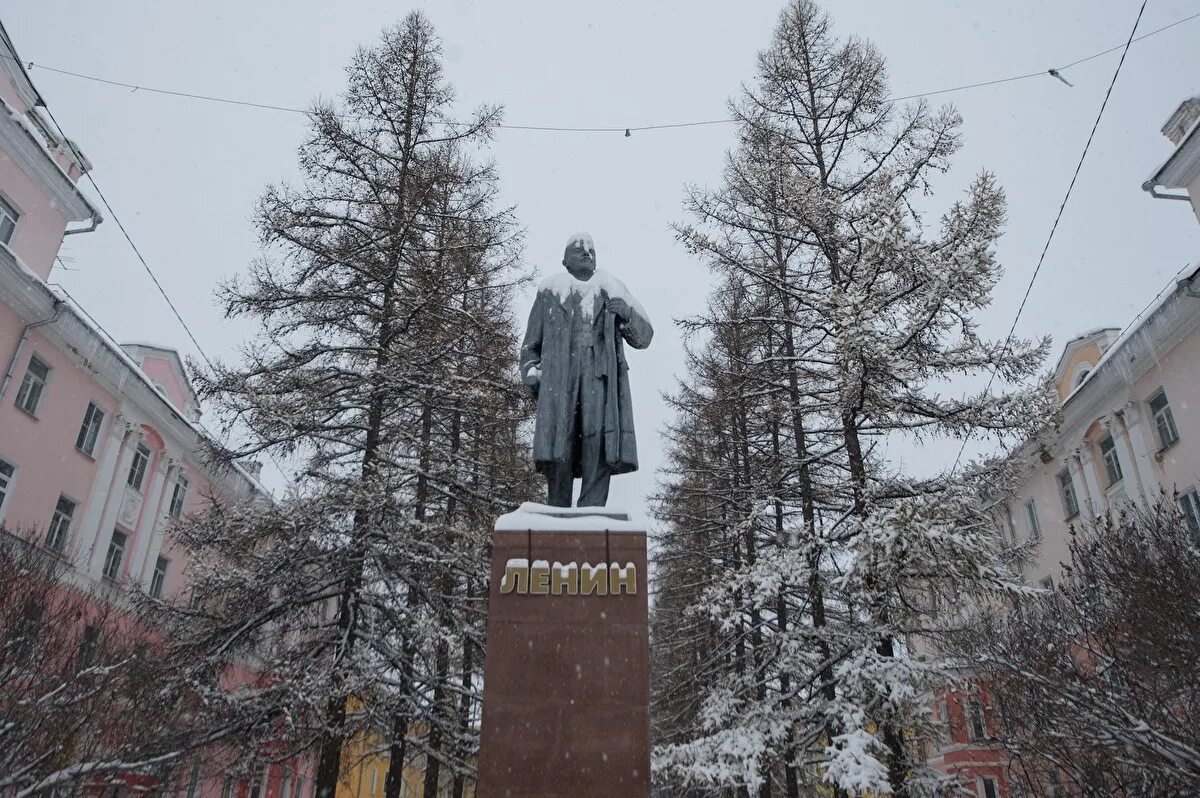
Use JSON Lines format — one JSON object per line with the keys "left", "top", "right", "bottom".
{"left": 926, "top": 95, "right": 1200, "bottom": 797}
{"left": 0, "top": 20, "right": 315, "bottom": 798}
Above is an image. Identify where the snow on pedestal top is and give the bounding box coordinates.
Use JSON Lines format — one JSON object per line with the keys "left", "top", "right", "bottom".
{"left": 494, "top": 502, "right": 645, "bottom": 533}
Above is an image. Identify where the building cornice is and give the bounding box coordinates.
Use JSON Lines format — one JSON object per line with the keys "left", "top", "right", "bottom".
{"left": 0, "top": 246, "right": 266, "bottom": 499}
{"left": 1146, "top": 120, "right": 1200, "bottom": 190}
{"left": 0, "top": 98, "right": 97, "bottom": 223}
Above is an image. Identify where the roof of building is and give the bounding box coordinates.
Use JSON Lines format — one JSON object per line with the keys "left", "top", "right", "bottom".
{"left": 119, "top": 341, "right": 201, "bottom": 414}
{"left": 1145, "top": 98, "right": 1200, "bottom": 190}
{"left": 0, "top": 242, "right": 268, "bottom": 498}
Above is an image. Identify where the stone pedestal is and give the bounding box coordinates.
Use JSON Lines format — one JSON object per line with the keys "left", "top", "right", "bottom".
{"left": 477, "top": 504, "right": 650, "bottom": 798}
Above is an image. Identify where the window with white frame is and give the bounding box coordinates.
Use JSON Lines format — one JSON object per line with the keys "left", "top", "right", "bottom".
{"left": 169, "top": 472, "right": 189, "bottom": 518}
{"left": 1148, "top": 389, "right": 1180, "bottom": 449}
{"left": 967, "top": 697, "right": 986, "bottom": 740}
{"left": 279, "top": 766, "right": 292, "bottom": 798}
{"left": 1057, "top": 468, "right": 1079, "bottom": 518}
{"left": 75, "top": 402, "right": 105, "bottom": 456}
{"left": 1180, "top": 489, "right": 1200, "bottom": 540}
{"left": 102, "top": 530, "right": 127, "bottom": 581}
{"left": 14, "top": 354, "right": 50, "bottom": 415}
{"left": 1099, "top": 435, "right": 1123, "bottom": 486}
{"left": 46, "top": 495, "right": 76, "bottom": 552}
{"left": 980, "top": 777, "right": 999, "bottom": 798}
{"left": 1025, "top": 499, "right": 1041, "bottom": 541}
{"left": 0, "top": 458, "right": 14, "bottom": 516}
{"left": 0, "top": 195, "right": 18, "bottom": 244}
{"left": 149, "top": 556, "right": 169, "bottom": 599}
{"left": 128, "top": 443, "right": 151, "bottom": 491}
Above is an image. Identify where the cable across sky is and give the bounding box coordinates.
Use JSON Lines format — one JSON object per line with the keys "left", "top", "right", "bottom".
{"left": 7, "top": 9, "right": 1200, "bottom": 134}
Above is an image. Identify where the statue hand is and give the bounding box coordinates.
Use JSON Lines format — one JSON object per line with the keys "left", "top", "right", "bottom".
{"left": 607, "top": 297, "right": 630, "bottom": 322}
{"left": 523, "top": 365, "right": 541, "bottom": 394}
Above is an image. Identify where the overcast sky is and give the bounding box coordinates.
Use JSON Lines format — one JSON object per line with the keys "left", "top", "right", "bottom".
{"left": 6, "top": 0, "right": 1200, "bottom": 513}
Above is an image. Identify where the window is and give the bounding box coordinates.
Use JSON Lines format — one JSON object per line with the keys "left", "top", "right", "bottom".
{"left": 9, "top": 598, "right": 43, "bottom": 661}
{"left": 0, "top": 459, "right": 14, "bottom": 514}
{"left": 1180, "top": 489, "right": 1200, "bottom": 540}
{"left": 186, "top": 761, "right": 202, "bottom": 798}
{"left": 292, "top": 778, "right": 304, "bottom": 798}
{"left": 0, "top": 195, "right": 18, "bottom": 244}
{"left": 128, "top": 443, "right": 151, "bottom": 491}
{"left": 14, "top": 354, "right": 49, "bottom": 415}
{"left": 279, "top": 767, "right": 292, "bottom": 798}
{"left": 1047, "top": 768, "right": 1064, "bottom": 798}
{"left": 75, "top": 402, "right": 105, "bottom": 456}
{"left": 939, "top": 698, "right": 953, "bottom": 740}
{"left": 169, "top": 473, "right": 189, "bottom": 518}
{"left": 46, "top": 495, "right": 76, "bottom": 552}
{"left": 1058, "top": 469, "right": 1079, "bottom": 518}
{"left": 967, "top": 697, "right": 986, "bottom": 740}
{"left": 980, "top": 777, "right": 999, "bottom": 798}
{"left": 102, "top": 530, "right": 127, "bottom": 581}
{"left": 1025, "top": 499, "right": 1041, "bottom": 541}
{"left": 370, "top": 768, "right": 377, "bottom": 795}
{"left": 221, "top": 777, "right": 233, "bottom": 798}
{"left": 1099, "top": 435, "right": 1123, "bottom": 486}
{"left": 77, "top": 622, "right": 100, "bottom": 671}
{"left": 149, "top": 556, "right": 169, "bottom": 599}
{"left": 1149, "top": 390, "right": 1179, "bottom": 449}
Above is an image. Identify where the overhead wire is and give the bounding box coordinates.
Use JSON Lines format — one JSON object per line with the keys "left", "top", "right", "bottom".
{"left": 949, "top": 0, "right": 1150, "bottom": 475}
{"left": 4, "top": 9, "right": 1198, "bottom": 134}
{"left": 37, "top": 103, "right": 292, "bottom": 486}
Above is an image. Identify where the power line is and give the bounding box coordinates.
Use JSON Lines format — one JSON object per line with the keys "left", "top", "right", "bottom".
{"left": 43, "top": 104, "right": 217, "bottom": 368}
{"left": 7, "top": 8, "right": 1199, "bottom": 134}
{"left": 950, "top": 0, "right": 1150, "bottom": 475}
{"left": 39, "top": 102, "right": 292, "bottom": 485}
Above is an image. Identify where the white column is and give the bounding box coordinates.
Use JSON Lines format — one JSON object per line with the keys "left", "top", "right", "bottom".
{"left": 1073, "top": 447, "right": 1105, "bottom": 518}
{"left": 87, "top": 428, "right": 144, "bottom": 578}
{"left": 75, "top": 415, "right": 133, "bottom": 571}
{"left": 1119, "top": 403, "right": 1161, "bottom": 500}
{"left": 128, "top": 454, "right": 173, "bottom": 586}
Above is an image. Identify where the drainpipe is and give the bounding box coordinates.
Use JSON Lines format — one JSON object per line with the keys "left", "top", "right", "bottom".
{"left": 0, "top": 299, "right": 62, "bottom": 399}
{"left": 62, "top": 212, "right": 100, "bottom": 236}
{"left": 1141, "top": 180, "right": 1190, "bottom": 201}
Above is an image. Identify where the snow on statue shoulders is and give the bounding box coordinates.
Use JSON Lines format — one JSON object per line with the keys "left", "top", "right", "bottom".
{"left": 519, "top": 231, "right": 654, "bottom": 507}
{"left": 537, "top": 269, "right": 649, "bottom": 324}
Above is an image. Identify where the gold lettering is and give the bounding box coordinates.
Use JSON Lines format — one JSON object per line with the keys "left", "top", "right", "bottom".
{"left": 610, "top": 562, "right": 637, "bottom": 595}
{"left": 551, "top": 562, "right": 578, "bottom": 595}
{"left": 529, "top": 560, "right": 551, "bottom": 595}
{"left": 580, "top": 563, "right": 608, "bottom": 596}
{"left": 500, "top": 559, "right": 529, "bottom": 594}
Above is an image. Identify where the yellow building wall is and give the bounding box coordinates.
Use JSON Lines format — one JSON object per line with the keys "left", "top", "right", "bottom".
{"left": 335, "top": 701, "right": 473, "bottom": 798}
{"left": 1056, "top": 341, "right": 1104, "bottom": 401}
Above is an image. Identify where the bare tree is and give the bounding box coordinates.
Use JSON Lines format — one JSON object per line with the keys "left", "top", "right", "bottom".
{"left": 0, "top": 528, "right": 204, "bottom": 798}
{"left": 960, "top": 499, "right": 1200, "bottom": 796}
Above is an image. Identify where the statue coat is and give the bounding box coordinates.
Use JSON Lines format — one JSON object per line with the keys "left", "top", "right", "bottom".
{"left": 520, "top": 269, "right": 653, "bottom": 477}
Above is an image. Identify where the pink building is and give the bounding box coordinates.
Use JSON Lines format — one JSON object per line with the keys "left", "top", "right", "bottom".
{"left": 0, "top": 21, "right": 310, "bottom": 798}
{"left": 926, "top": 96, "right": 1200, "bottom": 797}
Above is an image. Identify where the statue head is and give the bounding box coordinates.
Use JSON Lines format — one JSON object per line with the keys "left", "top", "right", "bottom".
{"left": 562, "top": 232, "right": 596, "bottom": 280}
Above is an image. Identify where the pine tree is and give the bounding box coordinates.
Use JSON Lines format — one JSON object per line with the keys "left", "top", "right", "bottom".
{"left": 155, "top": 13, "right": 536, "bottom": 798}
{"left": 653, "top": 1, "right": 1055, "bottom": 794}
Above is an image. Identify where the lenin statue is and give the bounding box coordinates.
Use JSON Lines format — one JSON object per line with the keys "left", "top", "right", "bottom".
{"left": 520, "top": 232, "right": 654, "bottom": 507}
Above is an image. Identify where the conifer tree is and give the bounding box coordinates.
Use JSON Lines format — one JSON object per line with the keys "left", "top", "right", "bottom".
{"left": 653, "top": 2, "right": 1054, "bottom": 794}
{"left": 155, "top": 13, "right": 536, "bottom": 798}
